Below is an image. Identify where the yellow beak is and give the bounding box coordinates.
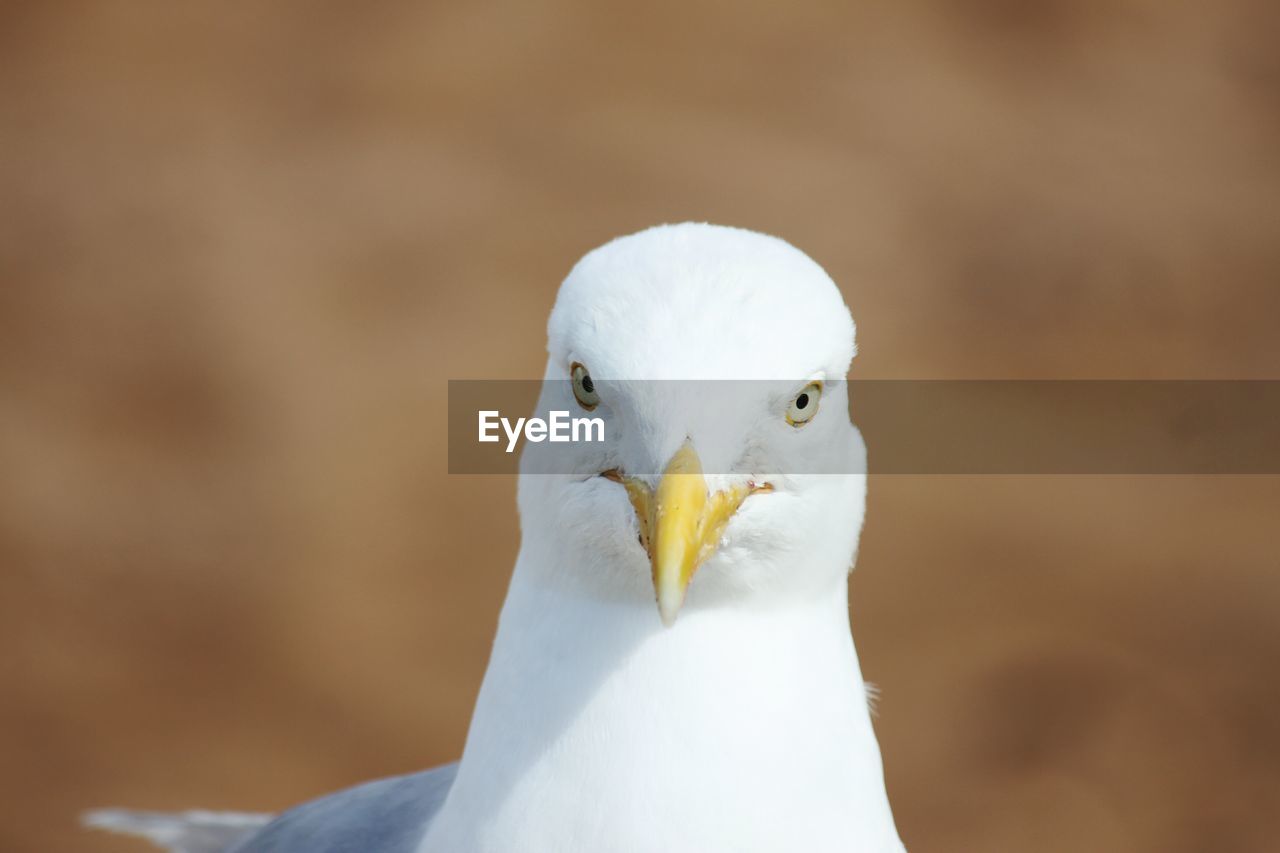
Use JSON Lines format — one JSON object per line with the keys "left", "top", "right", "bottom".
{"left": 616, "top": 442, "right": 764, "bottom": 626}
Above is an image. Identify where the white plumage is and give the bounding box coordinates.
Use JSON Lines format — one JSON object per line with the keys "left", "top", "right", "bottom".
{"left": 88, "top": 223, "right": 905, "bottom": 853}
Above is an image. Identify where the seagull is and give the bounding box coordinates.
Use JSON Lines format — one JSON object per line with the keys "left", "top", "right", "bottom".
{"left": 86, "top": 223, "right": 907, "bottom": 853}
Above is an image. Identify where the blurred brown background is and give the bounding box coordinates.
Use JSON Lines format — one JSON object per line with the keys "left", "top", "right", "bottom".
{"left": 2, "top": 2, "right": 1279, "bottom": 851}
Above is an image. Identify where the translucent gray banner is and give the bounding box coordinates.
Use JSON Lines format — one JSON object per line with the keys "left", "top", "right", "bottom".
{"left": 447, "top": 380, "right": 1280, "bottom": 474}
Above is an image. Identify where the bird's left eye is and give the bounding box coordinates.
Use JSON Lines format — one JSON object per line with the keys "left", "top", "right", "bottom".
{"left": 786, "top": 381, "right": 822, "bottom": 426}
{"left": 571, "top": 362, "right": 600, "bottom": 410}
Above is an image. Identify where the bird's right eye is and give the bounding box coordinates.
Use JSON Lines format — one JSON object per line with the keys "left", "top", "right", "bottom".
{"left": 571, "top": 362, "right": 600, "bottom": 410}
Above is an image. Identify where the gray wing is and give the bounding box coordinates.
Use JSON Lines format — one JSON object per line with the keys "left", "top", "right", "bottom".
{"left": 229, "top": 763, "right": 458, "bottom": 853}
{"left": 83, "top": 809, "right": 273, "bottom": 852}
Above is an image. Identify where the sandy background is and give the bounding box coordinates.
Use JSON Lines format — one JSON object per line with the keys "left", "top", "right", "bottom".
{"left": 2, "top": 2, "right": 1279, "bottom": 851}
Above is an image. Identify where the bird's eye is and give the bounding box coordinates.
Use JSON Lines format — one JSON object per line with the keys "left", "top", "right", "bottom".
{"left": 786, "top": 381, "right": 822, "bottom": 426}
{"left": 571, "top": 362, "right": 600, "bottom": 410}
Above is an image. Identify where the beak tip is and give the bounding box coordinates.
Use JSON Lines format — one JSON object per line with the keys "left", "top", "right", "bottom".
{"left": 656, "top": 588, "right": 683, "bottom": 627}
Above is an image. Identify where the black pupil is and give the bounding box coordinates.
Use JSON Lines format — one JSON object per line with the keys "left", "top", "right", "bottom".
{"left": 580, "top": 373, "right": 594, "bottom": 394}
{"left": 795, "top": 392, "right": 809, "bottom": 409}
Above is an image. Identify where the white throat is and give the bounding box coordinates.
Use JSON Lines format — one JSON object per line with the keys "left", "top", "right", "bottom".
{"left": 419, "top": 550, "right": 904, "bottom": 853}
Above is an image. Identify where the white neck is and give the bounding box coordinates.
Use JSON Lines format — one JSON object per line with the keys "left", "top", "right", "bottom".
{"left": 420, "top": 554, "right": 903, "bottom": 853}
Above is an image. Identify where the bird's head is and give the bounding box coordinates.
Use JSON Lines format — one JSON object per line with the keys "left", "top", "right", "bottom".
{"left": 518, "top": 223, "right": 866, "bottom": 626}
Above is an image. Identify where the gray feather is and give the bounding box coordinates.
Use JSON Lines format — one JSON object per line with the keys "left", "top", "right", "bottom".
{"left": 83, "top": 809, "right": 273, "bottom": 853}
{"left": 84, "top": 763, "right": 457, "bottom": 853}
{"left": 230, "top": 763, "right": 458, "bottom": 853}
